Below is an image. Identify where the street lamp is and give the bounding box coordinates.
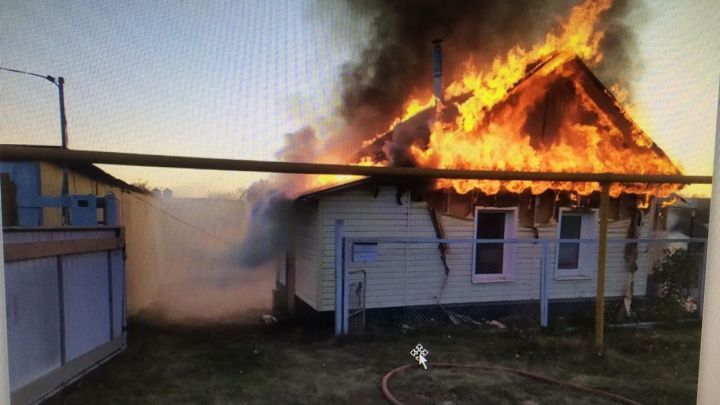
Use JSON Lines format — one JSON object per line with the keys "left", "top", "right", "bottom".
{"left": 1, "top": 66, "right": 70, "bottom": 223}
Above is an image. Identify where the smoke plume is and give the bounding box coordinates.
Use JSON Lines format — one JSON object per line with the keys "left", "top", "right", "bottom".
{"left": 235, "top": 127, "right": 321, "bottom": 267}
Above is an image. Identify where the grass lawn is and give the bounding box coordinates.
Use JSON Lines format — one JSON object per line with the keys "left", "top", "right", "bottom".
{"left": 46, "top": 321, "right": 700, "bottom": 404}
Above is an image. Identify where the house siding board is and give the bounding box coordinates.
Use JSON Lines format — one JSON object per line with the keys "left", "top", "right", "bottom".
{"left": 317, "top": 186, "right": 411, "bottom": 311}
{"left": 0, "top": 161, "right": 42, "bottom": 226}
{"left": 312, "top": 184, "right": 646, "bottom": 311}
{"left": 294, "top": 201, "right": 319, "bottom": 308}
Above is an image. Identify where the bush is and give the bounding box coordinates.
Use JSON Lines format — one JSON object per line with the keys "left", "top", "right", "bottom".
{"left": 647, "top": 248, "right": 702, "bottom": 320}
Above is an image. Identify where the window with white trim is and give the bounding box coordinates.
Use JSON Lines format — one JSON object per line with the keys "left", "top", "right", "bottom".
{"left": 472, "top": 208, "right": 516, "bottom": 283}
{"left": 556, "top": 209, "right": 597, "bottom": 278}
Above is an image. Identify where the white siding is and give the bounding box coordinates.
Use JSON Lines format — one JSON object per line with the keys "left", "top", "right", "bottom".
{"left": 317, "top": 186, "right": 412, "bottom": 311}
{"left": 294, "top": 201, "right": 320, "bottom": 308}
{"left": 310, "top": 185, "right": 647, "bottom": 311}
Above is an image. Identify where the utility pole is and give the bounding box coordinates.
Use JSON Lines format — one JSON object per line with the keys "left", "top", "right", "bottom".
{"left": 57, "top": 76, "right": 70, "bottom": 224}
{"left": 0, "top": 67, "right": 70, "bottom": 224}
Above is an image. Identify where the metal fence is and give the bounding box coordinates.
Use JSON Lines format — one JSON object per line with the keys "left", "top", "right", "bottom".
{"left": 3, "top": 227, "right": 127, "bottom": 404}
{"left": 336, "top": 236, "right": 707, "bottom": 335}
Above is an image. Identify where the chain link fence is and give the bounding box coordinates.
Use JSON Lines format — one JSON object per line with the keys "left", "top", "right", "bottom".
{"left": 340, "top": 237, "right": 706, "bottom": 335}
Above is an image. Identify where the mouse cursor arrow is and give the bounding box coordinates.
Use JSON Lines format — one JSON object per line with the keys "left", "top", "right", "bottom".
{"left": 418, "top": 354, "right": 428, "bottom": 369}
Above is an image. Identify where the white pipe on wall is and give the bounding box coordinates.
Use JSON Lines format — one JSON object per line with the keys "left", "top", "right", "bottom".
{"left": 697, "top": 78, "right": 720, "bottom": 405}
{"left": 334, "top": 220, "right": 344, "bottom": 336}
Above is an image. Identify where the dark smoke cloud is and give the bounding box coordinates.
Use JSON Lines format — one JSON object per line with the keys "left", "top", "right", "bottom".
{"left": 333, "top": 0, "right": 644, "bottom": 155}
{"left": 593, "top": 0, "right": 648, "bottom": 101}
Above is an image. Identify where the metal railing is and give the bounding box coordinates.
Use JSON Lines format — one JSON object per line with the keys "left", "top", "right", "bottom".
{"left": 335, "top": 234, "right": 707, "bottom": 335}
{"left": 347, "top": 269, "right": 367, "bottom": 333}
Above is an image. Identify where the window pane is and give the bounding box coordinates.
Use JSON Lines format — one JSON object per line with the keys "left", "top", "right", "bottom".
{"left": 558, "top": 214, "right": 582, "bottom": 269}
{"left": 475, "top": 212, "right": 506, "bottom": 275}
{"left": 558, "top": 242, "right": 580, "bottom": 269}
{"left": 560, "top": 215, "right": 582, "bottom": 238}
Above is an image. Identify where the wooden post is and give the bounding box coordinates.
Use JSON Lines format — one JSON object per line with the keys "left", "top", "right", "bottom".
{"left": 285, "top": 250, "right": 296, "bottom": 316}
{"left": 594, "top": 182, "right": 610, "bottom": 353}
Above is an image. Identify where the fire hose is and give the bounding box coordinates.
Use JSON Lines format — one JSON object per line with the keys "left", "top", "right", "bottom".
{"left": 381, "top": 363, "right": 643, "bottom": 405}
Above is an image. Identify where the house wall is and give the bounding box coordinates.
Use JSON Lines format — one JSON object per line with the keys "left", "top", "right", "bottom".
{"left": 293, "top": 200, "right": 320, "bottom": 308}
{"left": 0, "top": 161, "right": 42, "bottom": 226}
{"left": 317, "top": 186, "right": 413, "bottom": 311}
{"left": 312, "top": 184, "right": 650, "bottom": 311}
{"left": 39, "top": 162, "right": 124, "bottom": 226}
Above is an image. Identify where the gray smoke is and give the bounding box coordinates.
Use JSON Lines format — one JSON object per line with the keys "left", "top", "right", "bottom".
{"left": 593, "top": 0, "right": 648, "bottom": 102}
{"left": 236, "top": 183, "right": 295, "bottom": 267}
{"left": 235, "top": 127, "right": 320, "bottom": 267}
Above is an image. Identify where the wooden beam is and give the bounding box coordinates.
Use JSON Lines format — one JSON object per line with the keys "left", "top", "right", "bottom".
{"left": 4, "top": 237, "right": 124, "bottom": 262}
{"left": 594, "top": 182, "right": 611, "bottom": 353}
{"left": 0, "top": 145, "right": 712, "bottom": 185}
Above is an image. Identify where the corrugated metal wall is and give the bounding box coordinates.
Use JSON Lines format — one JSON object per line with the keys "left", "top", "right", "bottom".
{"left": 4, "top": 227, "right": 126, "bottom": 404}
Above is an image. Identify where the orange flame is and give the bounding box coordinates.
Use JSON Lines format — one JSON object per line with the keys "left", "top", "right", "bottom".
{"left": 316, "top": 0, "right": 681, "bottom": 199}
{"left": 308, "top": 156, "right": 379, "bottom": 189}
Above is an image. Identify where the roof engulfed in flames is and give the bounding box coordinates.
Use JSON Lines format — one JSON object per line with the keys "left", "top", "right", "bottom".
{"left": 311, "top": 0, "right": 681, "bottom": 199}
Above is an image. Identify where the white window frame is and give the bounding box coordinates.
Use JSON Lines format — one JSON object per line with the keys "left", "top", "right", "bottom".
{"left": 555, "top": 208, "right": 598, "bottom": 280}
{"left": 472, "top": 207, "right": 517, "bottom": 283}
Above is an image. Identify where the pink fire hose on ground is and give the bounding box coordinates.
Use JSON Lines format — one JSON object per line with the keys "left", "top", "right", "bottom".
{"left": 381, "top": 363, "right": 643, "bottom": 405}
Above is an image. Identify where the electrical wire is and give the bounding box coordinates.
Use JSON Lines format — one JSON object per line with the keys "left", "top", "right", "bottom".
{"left": 127, "top": 192, "right": 232, "bottom": 245}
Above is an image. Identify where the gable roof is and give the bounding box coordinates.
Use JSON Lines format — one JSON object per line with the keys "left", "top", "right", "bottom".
{"left": 296, "top": 178, "right": 374, "bottom": 201}
{"left": 356, "top": 53, "right": 679, "bottom": 173}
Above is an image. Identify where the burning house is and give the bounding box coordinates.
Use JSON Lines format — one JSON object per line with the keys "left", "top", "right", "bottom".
{"left": 275, "top": 0, "right": 683, "bottom": 325}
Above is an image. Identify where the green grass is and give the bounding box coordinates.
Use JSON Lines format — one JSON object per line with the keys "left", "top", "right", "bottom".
{"left": 46, "top": 321, "right": 700, "bottom": 404}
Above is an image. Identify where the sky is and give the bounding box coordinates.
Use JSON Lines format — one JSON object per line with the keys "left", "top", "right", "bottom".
{"left": 1, "top": 0, "right": 718, "bottom": 197}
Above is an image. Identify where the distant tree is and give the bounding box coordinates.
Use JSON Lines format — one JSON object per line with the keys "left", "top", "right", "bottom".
{"left": 207, "top": 187, "right": 247, "bottom": 200}
{"left": 131, "top": 180, "right": 152, "bottom": 193}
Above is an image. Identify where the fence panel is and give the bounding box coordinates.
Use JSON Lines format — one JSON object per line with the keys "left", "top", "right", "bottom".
{"left": 3, "top": 227, "right": 127, "bottom": 405}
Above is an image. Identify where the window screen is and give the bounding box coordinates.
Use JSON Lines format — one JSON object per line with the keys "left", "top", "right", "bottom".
{"left": 475, "top": 212, "right": 506, "bottom": 275}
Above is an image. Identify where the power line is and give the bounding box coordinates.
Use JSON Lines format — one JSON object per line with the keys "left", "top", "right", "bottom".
{"left": 0, "top": 66, "right": 57, "bottom": 84}
{"left": 128, "top": 192, "right": 232, "bottom": 245}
